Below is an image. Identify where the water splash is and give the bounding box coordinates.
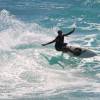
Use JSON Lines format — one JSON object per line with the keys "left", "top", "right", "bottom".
{"left": 0, "top": 9, "right": 100, "bottom": 99}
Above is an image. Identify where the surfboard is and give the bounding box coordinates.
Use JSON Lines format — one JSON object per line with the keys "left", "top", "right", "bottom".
{"left": 63, "top": 45, "right": 97, "bottom": 58}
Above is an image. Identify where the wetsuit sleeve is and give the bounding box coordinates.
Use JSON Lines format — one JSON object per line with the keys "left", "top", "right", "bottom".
{"left": 42, "top": 39, "right": 56, "bottom": 46}
{"left": 63, "top": 28, "right": 75, "bottom": 36}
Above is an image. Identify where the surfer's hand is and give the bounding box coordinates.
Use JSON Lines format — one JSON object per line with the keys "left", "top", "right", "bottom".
{"left": 42, "top": 44, "right": 46, "bottom": 46}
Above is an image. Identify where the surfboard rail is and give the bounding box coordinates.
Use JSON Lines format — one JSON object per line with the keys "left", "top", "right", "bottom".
{"left": 63, "top": 45, "right": 97, "bottom": 58}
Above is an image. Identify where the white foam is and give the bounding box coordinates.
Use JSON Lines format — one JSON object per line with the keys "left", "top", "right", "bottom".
{"left": 0, "top": 9, "right": 100, "bottom": 99}
{"left": 0, "top": 10, "right": 58, "bottom": 51}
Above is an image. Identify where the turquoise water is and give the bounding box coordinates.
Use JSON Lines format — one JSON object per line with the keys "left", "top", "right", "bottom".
{"left": 0, "top": 0, "right": 100, "bottom": 100}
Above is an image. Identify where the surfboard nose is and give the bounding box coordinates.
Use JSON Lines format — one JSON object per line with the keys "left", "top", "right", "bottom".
{"left": 80, "top": 50, "right": 97, "bottom": 58}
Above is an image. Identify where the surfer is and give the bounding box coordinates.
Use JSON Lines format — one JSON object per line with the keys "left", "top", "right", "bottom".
{"left": 42, "top": 28, "right": 75, "bottom": 52}
{"left": 42, "top": 28, "right": 97, "bottom": 57}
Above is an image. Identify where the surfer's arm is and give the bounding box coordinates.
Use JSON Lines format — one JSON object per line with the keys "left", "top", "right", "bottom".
{"left": 63, "top": 28, "right": 75, "bottom": 36}
{"left": 42, "top": 39, "right": 56, "bottom": 46}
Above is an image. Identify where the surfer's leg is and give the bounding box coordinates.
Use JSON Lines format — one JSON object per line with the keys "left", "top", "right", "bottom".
{"left": 62, "top": 46, "right": 69, "bottom": 53}
{"left": 62, "top": 43, "right": 68, "bottom": 53}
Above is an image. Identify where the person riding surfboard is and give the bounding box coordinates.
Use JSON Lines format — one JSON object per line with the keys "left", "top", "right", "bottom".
{"left": 42, "top": 28, "right": 96, "bottom": 57}
{"left": 42, "top": 28, "right": 76, "bottom": 53}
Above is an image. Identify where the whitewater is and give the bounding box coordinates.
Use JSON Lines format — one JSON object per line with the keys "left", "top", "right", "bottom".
{"left": 0, "top": 0, "right": 100, "bottom": 100}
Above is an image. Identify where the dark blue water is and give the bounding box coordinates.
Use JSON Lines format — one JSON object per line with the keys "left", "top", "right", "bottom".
{"left": 0, "top": 0, "right": 100, "bottom": 100}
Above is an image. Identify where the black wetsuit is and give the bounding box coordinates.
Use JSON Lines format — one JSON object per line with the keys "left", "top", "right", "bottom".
{"left": 55, "top": 35, "right": 67, "bottom": 51}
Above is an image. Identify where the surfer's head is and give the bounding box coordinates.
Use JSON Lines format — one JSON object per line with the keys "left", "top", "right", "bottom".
{"left": 57, "top": 30, "right": 63, "bottom": 35}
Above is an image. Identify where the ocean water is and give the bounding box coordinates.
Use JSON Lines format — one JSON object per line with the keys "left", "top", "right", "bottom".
{"left": 0, "top": 0, "right": 100, "bottom": 100}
